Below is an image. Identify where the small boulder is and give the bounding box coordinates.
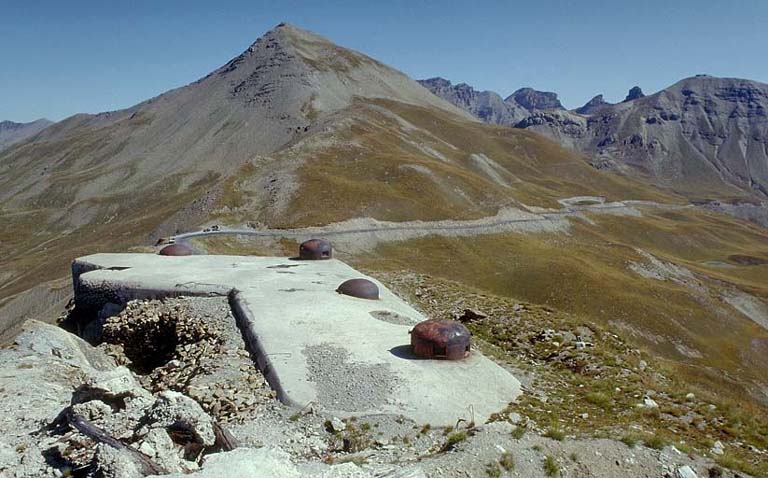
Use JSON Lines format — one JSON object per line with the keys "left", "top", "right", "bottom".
{"left": 92, "top": 444, "right": 143, "bottom": 478}
{"left": 137, "top": 428, "right": 189, "bottom": 473}
{"left": 142, "top": 391, "right": 216, "bottom": 447}
{"left": 643, "top": 398, "right": 659, "bottom": 409}
{"left": 456, "top": 308, "right": 487, "bottom": 324}
{"left": 73, "top": 366, "right": 152, "bottom": 406}
{"left": 327, "top": 416, "right": 346, "bottom": 433}
{"left": 676, "top": 465, "right": 698, "bottom": 478}
{"left": 710, "top": 440, "right": 724, "bottom": 455}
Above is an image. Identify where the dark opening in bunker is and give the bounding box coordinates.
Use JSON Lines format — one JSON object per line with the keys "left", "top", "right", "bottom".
{"left": 299, "top": 239, "right": 333, "bottom": 260}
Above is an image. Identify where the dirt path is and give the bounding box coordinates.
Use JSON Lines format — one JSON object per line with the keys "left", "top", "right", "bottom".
{"left": 174, "top": 199, "right": 677, "bottom": 253}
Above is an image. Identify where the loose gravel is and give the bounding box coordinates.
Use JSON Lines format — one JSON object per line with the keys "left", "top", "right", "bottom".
{"left": 303, "top": 343, "right": 397, "bottom": 411}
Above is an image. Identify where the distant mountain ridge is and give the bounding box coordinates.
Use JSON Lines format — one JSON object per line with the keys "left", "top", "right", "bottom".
{"left": 417, "top": 78, "right": 565, "bottom": 125}
{"left": 420, "top": 75, "right": 768, "bottom": 199}
{"left": 416, "top": 77, "right": 528, "bottom": 125}
{"left": 0, "top": 119, "right": 53, "bottom": 151}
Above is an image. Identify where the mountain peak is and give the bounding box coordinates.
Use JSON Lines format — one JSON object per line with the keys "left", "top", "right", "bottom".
{"left": 575, "top": 94, "right": 611, "bottom": 115}
{"left": 207, "top": 24, "right": 469, "bottom": 120}
{"left": 507, "top": 87, "right": 563, "bottom": 110}
{"left": 419, "top": 77, "right": 454, "bottom": 89}
{"left": 623, "top": 86, "right": 645, "bottom": 102}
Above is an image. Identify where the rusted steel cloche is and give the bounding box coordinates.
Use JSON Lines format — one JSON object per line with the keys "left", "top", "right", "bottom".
{"left": 158, "top": 244, "right": 195, "bottom": 256}
{"left": 336, "top": 278, "right": 379, "bottom": 300}
{"left": 299, "top": 239, "right": 332, "bottom": 260}
{"left": 411, "top": 319, "right": 471, "bottom": 360}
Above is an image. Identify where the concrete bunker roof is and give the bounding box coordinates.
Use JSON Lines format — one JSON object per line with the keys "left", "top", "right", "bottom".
{"left": 71, "top": 253, "right": 521, "bottom": 425}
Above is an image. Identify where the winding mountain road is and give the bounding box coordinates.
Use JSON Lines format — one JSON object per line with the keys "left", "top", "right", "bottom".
{"left": 170, "top": 199, "right": 687, "bottom": 253}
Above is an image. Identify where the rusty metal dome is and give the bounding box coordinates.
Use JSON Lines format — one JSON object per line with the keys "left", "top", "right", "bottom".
{"left": 299, "top": 239, "right": 332, "bottom": 260}
{"left": 336, "top": 278, "right": 379, "bottom": 300}
{"left": 158, "top": 244, "right": 195, "bottom": 256}
{"left": 411, "top": 319, "right": 471, "bottom": 360}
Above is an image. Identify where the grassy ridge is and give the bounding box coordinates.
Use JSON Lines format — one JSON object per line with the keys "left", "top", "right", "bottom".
{"left": 353, "top": 208, "right": 768, "bottom": 405}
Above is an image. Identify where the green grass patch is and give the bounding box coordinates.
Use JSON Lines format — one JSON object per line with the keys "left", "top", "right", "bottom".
{"left": 544, "top": 428, "right": 566, "bottom": 441}
{"left": 643, "top": 434, "right": 668, "bottom": 450}
{"left": 442, "top": 430, "right": 468, "bottom": 451}
{"left": 500, "top": 451, "right": 515, "bottom": 471}
{"left": 544, "top": 455, "right": 560, "bottom": 477}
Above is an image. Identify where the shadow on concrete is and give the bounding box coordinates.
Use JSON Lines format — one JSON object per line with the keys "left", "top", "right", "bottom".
{"left": 389, "top": 344, "right": 429, "bottom": 360}
{"left": 267, "top": 263, "right": 303, "bottom": 268}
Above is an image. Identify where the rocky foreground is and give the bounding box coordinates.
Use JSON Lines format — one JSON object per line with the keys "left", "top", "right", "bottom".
{"left": 0, "top": 295, "right": 756, "bottom": 477}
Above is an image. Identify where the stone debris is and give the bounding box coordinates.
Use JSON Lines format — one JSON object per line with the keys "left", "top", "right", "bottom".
{"left": 99, "top": 298, "right": 274, "bottom": 423}
{"left": 0, "top": 296, "right": 757, "bottom": 477}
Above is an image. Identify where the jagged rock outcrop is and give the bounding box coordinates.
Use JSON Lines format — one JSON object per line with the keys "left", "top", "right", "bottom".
{"left": 507, "top": 87, "right": 563, "bottom": 111}
{"left": 519, "top": 76, "right": 768, "bottom": 197}
{"left": 417, "top": 78, "right": 528, "bottom": 124}
{"left": 514, "top": 109, "right": 589, "bottom": 151}
{"left": 0, "top": 119, "right": 52, "bottom": 151}
{"left": 575, "top": 94, "right": 611, "bottom": 115}
{"left": 623, "top": 86, "right": 645, "bottom": 102}
{"left": 423, "top": 74, "right": 768, "bottom": 199}
{"left": 418, "top": 80, "right": 564, "bottom": 127}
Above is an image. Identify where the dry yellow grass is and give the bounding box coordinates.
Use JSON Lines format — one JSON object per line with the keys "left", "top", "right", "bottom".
{"left": 352, "top": 207, "right": 768, "bottom": 406}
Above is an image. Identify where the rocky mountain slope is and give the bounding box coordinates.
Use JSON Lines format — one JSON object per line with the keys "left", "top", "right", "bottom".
{"left": 0, "top": 118, "right": 53, "bottom": 151}
{"left": 0, "top": 24, "right": 471, "bottom": 211}
{"left": 421, "top": 75, "right": 768, "bottom": 201}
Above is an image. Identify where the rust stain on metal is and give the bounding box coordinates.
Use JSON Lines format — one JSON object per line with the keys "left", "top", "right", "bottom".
{"left": 299, "top": 239, "right": 333, "bottom": 260}
{"left": 158, "top": 244, "right": 195, "bottom": 256}
{"left": 411, "top": 319, "right": 471, "bottom": 360}
{"left": 336, "top": 278, "right": 379, "bottom": 300}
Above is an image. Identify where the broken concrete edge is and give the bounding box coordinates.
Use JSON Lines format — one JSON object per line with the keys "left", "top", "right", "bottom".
{"left": 72, "top": 258, "right": 229, "bottom": 310}
{"left": 228, "top": 289, "right": 297, "bottom": 409}
{"left": 72, "top": 257, "right": 103, "bottom": 302}
{"left": 72, "top": 257, "right": 304, "bottom": 411}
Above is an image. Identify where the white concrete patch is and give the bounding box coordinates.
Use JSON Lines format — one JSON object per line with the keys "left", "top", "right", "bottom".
{"left": 73, "top": 254, "right": 521, "bottom": 425}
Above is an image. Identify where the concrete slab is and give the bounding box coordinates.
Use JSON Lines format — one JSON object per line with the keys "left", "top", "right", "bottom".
{"left": 73, "top": 253, "right": 521, "bottom": 425}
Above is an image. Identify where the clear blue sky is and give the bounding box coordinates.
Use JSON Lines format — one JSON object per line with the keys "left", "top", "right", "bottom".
{"left": 2, "top": 0, "right": 766, "bottom": 122}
